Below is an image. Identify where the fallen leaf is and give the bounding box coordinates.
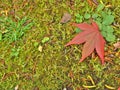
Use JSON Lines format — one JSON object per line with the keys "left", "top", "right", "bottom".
{"left": 113, "top": 42, "right": 120, "bottom": 50}
{"left": 118, "top": 87, "right": 120, "bottom": 90}
{"left": 87, "top": 0, "right": 93, "bottom": 6}
{"left": 92, "top": 0, "right": 98, "bottom": 5}
{"left": 65, "top": 21, "right": 106, "bottom": 64}
{"left": 87, "top": 0, "right": 98, "bottom": 6}
{"left": 60, "top": 13, "right": 71, "bottom": 23}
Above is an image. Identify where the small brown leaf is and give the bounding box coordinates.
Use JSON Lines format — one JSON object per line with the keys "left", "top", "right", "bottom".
{"left": 60, "top": 13, "right": 71, "bottom": 23}
{"left": 92, "top": 0, "right": 98, "bottom": 5}
{"left": 113, "top": 42, "right": 120, "bottom": 50}
{"left": 87, "top": 0, "right": 98, "bottom": 6}
{"left": 68, "top": 71, "right": 74, "bottom": 78}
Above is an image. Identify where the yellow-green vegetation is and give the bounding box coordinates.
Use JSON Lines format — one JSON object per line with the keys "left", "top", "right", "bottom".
{"left": 0, "top": 0, "right": 120, "bottom": 90}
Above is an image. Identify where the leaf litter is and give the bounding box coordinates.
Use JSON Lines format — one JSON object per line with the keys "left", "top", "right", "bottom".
{"left": 60, "top": 13, "right": 71, "bottom": 24}
{"left": 113, "top": 42, "right": 120, "bottom": 50}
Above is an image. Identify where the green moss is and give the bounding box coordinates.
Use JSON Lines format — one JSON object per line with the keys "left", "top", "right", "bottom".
{"left": 0, "top": 0, "right": 120, "bottom": 90}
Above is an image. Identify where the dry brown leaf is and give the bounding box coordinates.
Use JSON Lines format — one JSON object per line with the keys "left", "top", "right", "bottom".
{"left": 92, "top": 0, "right": 98, "bottom": 5}
{"left": 87, "top": 0, "right": 98, "bottom": 6}
{"left": 60, "top": 13, "right": 71, "bottom": 23}
{"left": 113, "top": 42, "right": 120, "bottom": 49}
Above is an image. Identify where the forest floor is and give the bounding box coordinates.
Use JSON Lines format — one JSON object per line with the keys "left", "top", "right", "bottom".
{"left": 0, "top": 0, "right": 120, "bottom": 90}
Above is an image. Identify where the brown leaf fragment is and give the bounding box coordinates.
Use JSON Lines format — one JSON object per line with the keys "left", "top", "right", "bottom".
{"left": 92, "top": 0, "right": 98, "bottom": 5}
{"left": 87, "top": 0, "right": 93, "bottom": 6}
{"left": 113, "top": 42, "right": 120, "bottom": 50}
{"left": 60, "top": 13, "right": 71, "bottom": 23}
{"left": 87, "top": 0, "right": 98, "bottom": 6}
{"left": 118, "top": 87, "right": 120, "bottom": 90}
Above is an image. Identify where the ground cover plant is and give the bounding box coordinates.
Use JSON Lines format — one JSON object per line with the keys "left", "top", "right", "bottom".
{"left": 0, "top": 0, "right": 120, "bottom": 90}
{"left": 75, "top": 3, "right": 116, "bottom": 42}
{"left": 0, "top": 16, "right": 33, "bottom": 42}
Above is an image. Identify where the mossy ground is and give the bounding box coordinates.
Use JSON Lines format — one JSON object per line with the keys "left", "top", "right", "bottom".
{"left": 0, "top": 0, "right": 120, "bottom": 90}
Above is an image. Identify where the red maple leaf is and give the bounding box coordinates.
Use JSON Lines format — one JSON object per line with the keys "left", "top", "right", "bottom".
{"left": 65, "top": 21, "right": 106, "bottom": 64}
{"left": 118, "top": 87, "right": 120, "bottom": 90}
